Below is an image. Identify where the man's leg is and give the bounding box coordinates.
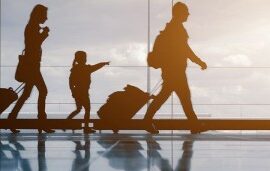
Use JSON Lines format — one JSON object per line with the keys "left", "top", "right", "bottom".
{"left": 144, "top": 83, "right": 172, "bottom": 133}
{"left": 175, "top": 83, "right": 198, "bottom": 121}
{"left": 174, "top": 75, "right": 203, "bottom": 133}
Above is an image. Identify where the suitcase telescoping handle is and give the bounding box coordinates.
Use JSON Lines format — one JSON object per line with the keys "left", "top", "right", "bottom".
{"left": 14, "top": 83, "right": 25, "bottom": 94}
{"left": 150, "top": 79, "right": 162, "bottom": 95}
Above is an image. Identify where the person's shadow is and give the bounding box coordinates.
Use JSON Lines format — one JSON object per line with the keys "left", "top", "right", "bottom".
{"left": 97, "top": 134, "right": 172, "bottom": 171}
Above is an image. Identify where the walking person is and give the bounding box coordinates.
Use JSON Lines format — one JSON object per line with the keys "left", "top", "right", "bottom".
{"left": 68, "top": 51, "right": 109, "bottom": 133}
{"left": 145, "top": 2, "right": 207, "bottom": 134}
{"left": 8, "top": 4, "right": 54, "bottom": 133}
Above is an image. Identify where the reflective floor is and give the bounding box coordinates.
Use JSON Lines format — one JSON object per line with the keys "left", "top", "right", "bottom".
{"left": 1, "top": 131, "right": 270, "bottom": 171}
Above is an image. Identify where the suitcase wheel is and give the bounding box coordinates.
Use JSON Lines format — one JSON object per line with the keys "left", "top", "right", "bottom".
{"left": 113, "top": 129, "right": 119, "bottom": 134}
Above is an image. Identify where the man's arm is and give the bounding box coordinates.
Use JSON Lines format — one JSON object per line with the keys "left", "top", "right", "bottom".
{"left": 186, "top": 45, "right": 207, "bottom": 70}
{"left": 89, "top": 62, "right": 110, "bottom": 73}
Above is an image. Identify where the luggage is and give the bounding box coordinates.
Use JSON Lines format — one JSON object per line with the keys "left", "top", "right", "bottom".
{"left": 97, "top": 85, "right": 152, "bottom": 131}
{"left": 0, "top": 84, "right": 24, "bottom": 115}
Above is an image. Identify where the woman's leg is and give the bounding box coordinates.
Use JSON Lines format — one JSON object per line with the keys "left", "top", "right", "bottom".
{"left": 8, "top": 83, "right": 33, "bottom": 133}
{"left": 35, "top": 72, "right": 54, "bottom": 133}
{"left": 35, "top": 72, "right": 48, "bottom": 120}
{"left": 8, "top": 83, "right": 34, "bottom": 119}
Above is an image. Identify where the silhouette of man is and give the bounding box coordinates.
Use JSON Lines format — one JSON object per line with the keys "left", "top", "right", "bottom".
{"left": 8, "top": 4, "right": 54, "bottom": 133}
{"left": 144, "top": 2, "right": 207, "bottom": 134}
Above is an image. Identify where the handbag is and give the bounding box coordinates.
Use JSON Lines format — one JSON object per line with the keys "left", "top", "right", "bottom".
{"left": 15, "top": 50, "right": 30, "bottom": 82}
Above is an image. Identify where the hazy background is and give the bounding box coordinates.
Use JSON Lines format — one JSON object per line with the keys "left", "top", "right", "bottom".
{"left": 1, "top": 0, "right": 270, "bottom": 119}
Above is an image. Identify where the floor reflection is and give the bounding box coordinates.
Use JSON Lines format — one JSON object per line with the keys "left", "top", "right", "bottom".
{"left": 175, "top": 140, "right": 193, "bottom": 171}
{"left": 98, "top": 135, "right": 148, "bottom": 171}
{"left": 0, "top": 135, "right": 32, "bottom": 171}
{"left": 71, "top": 135, "right": 90, "bottom": 171}
{"left": 97, "top": 134, "right": 174, "bottom": 171}
{"left": 1, "top": 133, "right": 270, "bottom": 171}
{"left": 38, "top": 134, "right": 47, "bottom": 171}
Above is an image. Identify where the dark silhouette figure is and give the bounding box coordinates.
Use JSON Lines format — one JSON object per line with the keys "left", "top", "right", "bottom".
{"left": 8, "top": 4, "right": 54, "bottom": 134}
{"left": 67, "top": 51, "right": 109, "bottom": 133}
{"left": 145, "top": 2, "right": 207, "bottom": 134}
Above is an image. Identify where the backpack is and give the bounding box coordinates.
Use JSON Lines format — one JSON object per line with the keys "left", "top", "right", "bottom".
{"left": 147, "top": 26, "right": 171, "bottom": 69}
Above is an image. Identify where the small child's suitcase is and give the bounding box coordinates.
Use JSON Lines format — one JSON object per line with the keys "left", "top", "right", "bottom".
{"left": 97, "top": 84, "right": 152, "bottom": 132}
{"left": 0, "top": 84, "right": 24, "bottom": 115}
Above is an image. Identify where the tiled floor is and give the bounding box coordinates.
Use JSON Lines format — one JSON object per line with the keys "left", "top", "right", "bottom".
{"left": 1, "top": 131, "right": 270, "bottom": 171}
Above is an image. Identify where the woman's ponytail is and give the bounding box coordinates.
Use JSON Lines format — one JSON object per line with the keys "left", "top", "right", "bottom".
{"left": 72, "top": 58, "right": 77, "bottom": 68}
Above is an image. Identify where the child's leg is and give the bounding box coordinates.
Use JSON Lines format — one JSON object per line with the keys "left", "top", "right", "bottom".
{"left": 82, "top": 96, "right": 95, "bottom": 133}
{"left": 67, "top": 98, "right": 82, "bottom": 119}
{"left": 83, "top": 96, "right": 90, "bottom": 126}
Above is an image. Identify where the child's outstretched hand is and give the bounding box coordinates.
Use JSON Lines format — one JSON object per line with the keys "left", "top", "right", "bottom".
{"left": 104, "top": 61, "right": 110, "bottom": 65}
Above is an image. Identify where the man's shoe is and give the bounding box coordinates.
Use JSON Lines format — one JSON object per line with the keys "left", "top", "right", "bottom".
{"left": 190, "top": 122, "right": 207, "bottom": 134}
{"left": 146, "top": 123, "right": 159, "bottom": 134}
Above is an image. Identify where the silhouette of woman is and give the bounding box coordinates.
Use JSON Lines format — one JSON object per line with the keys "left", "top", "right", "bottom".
{"left": 68, "top": 51, "right": 109, "bottom": 133}
{"left": 8, "top": 4, "right": 54, "bottom": 133}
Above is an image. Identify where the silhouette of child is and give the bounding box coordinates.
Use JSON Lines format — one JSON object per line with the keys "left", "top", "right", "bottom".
{"left": 67, "top": 51, "right": 109, "bottom": 133}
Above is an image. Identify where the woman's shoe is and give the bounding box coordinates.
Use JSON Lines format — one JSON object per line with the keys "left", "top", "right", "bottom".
{"left": 43, "top": 129, "right": 55, "bottom": 133}
{"left": 38, "top": 129, "right": 55, "bottom": 134}
{"left": 10, "top": 129, "right": 20, "bottom": 134}
{"left": 84, "top": 128, "right": 96, "bottom": 134}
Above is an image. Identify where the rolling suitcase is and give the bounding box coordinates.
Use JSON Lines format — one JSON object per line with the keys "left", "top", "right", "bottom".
{"left": 97, "top": 84, "right": 153, "bottom": 132}
{"left": 0, "top": 84, "right": 24, "bottom": 115}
